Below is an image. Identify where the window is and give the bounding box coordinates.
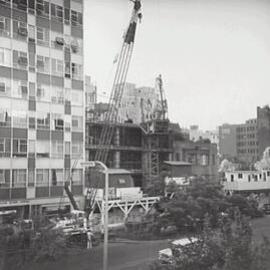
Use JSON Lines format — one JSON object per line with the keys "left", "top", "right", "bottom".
{"left": 51, "top": 3, "right": 63, "bottom": 22}
{"left": 12, "top": 111, "right": 27, "bottom": 128}
{"left": 37, "top": 112, "right": 50, "bottom": 129}
{"left": 248, "top": 175, "right": 251, "bottom": 182}
{"left": 37, "top": 55, "right": 50, "bottom": 73}
{"left": 254, "top": 175, "right": 258, "bottom": 182}
{"left": 12, "top": 80, "right": 28, "bottom": 99}
{"left": 0, "top": 138, "right": 10, "bottom": 157}
{"left": 0, "top": 169, "right": 10, "bottom": 188}
{"left": 37, "top": 27, "right": 49, "bottom": 46}
{"left": 0, "top": 78, "right": 11, "bottom": 96}
{"left": 51, "top": 141, "right": 63, "bottom": 159}
{"left": 230, "top": 174, "right": 234, "bottom": 182}
{"left": 72, "top": 169, "right": 82, "bottom": 185}
{"left": 36, "top": 169, "right": 49, "bottom": 187}
{"left": 72, "top": 116, "right": 83, "bottom": 131}
{"left": 51, "top": 113, "right": 64, "bottom": 131}
{"left": 0, "top": 138, "right": 4, "bottom": 153}
{"left": 0, "top": 16, "right": 11, "bottom": 37}
{"left": 0, "top": 109, "right": 11, "bottom": 127}
{"left": 37, "top": 84, "right": 50, "bottom": 101}
{"left": 13, "top": 50, "right": 28, "bottom": 69}
{"left": 12, "top": 169, "right": 26, "bottom": 187}
{"left": 0, "top": 47, "right": 11, "bottom": 66}
{"left": 238, "top": 173, "right": 243, "bottom": 179}
{"left": 36, "top": 0, "right": 49, "bottom": 17}
{"left": 51, "top": 59, "right": 63, "bottom": 76}
{"left": 13, "top": 139, "right": 27, "bottom": 156}
{"left": 51, "top": 87, "right": 64, "bottom": 104}
{"left": 267, "top": 171, "right": 270, "bottom": 177}
{"left": 36, "top": 140, "right": 49, "bottom": 158}
{"left": 51, "top": 169, "right": 63, "bottom": 186}
{"left": 71, "top": 63, "right": 82, "bottom": 80}
{"left": 71, "top": 10, "right": 82, "bottom": 26}
{"left": 72, "top": 142, "right": 83, "bottom": 159}
{"left": 13, "top": 20, "right": 27, "bottom": 40}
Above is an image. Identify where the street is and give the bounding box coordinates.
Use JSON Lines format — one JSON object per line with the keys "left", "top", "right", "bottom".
{"left": 26, "top": 239, "right": 169, "bottom": 270}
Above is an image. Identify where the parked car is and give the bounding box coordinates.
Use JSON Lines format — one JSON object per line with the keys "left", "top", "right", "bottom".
{"left": 262, "top": 204, "right": 270, "bottom": 214}
{"left": 158, "top": 237, "right": 198, "bottom": 264}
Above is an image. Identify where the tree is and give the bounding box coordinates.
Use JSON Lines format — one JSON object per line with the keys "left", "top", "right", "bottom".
{"left": 151, "top": 211, "right": 270, "bottom": 270}
{"left": 0, "top": 224, "right": 68, "bottom": 270}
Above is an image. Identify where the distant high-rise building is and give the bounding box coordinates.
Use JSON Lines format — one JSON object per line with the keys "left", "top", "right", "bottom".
{"left": 257, "top": 105, "right": 270, "bottom": 158}
{"left": 0, "top": 0, "right": 85, "bottom": 217}
{"left": 219, "top": 106, "right": 270, "bottom": 166}
{"left": 219, "top": 124, "right": 238, "bottom": 160}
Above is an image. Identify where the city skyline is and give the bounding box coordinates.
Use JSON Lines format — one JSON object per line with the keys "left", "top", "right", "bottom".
{"left": 85, "top": 0, "right": 270, "bottom": 130}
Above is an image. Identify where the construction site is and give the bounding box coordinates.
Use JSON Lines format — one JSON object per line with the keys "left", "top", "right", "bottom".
{"left": 0, "top": 0, "right": 218, "bottom": 249}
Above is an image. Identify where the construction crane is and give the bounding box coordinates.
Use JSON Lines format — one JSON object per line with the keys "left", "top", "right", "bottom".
{"left": 85, "top": 0, "right": 143, "bottom": 214}
{"left": 155, "top": 74, "right": 168, "bottom": 120}
{"left": 141, "top": 75, "right": 170, "bottom": 185}
{"left": 94, "top": 0, "right": 142, "bottom": 163}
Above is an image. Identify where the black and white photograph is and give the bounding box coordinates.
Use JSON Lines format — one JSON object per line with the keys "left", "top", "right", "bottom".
{"left": 1, "top": 0, "right": 270, "bottom": 269}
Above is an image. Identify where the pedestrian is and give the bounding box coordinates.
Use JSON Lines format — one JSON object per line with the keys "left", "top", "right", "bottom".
{"left": 87, "top": 230, "right": 93, "bottom": 249}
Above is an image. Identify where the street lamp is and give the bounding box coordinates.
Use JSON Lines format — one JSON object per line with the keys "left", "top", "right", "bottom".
{"left": 81, "top": 160, "right": 109, "bottom": 270}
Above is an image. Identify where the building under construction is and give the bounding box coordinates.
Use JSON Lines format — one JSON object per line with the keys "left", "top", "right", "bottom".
{"left": 85, "top": 118, "right": 173, "bottom": 188}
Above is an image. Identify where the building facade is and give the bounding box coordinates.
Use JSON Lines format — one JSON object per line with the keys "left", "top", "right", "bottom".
{"left": 219, "top": 123, "right": 238, "bottom": 160}
{"left": 0, "top": 0, "right": 85, "bottom": 218}
{"left": 171, "top": 136, "right": 218, "bottom": 182}
{"left": 236, "top": 119, "right": 258, "bottom": 164}
{"left": 118, "top": 83, "right": 160, "bottom": 124}
{"left": 257, "top": 105, "right": 270, "bottom": 159}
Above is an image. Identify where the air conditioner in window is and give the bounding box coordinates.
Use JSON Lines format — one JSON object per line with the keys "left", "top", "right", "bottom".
{"left": 18, "top": 56, "right": 28, "bottom": 66}
{"left": 18, "top": 27, "right": 28, "bottom": 36}
{"left": 55, "top": 37, "right": 64, "bottom": 46}
{"left": 71, "top": 41, "right": 78, "bottom": 53}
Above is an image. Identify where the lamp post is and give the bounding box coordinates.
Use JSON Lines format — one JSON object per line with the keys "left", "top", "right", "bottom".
{"left": 95, "top": 161, "right": 109, "bottom": 270}
{"left": 81, "top": 160, "right": 109, "bottom": 270}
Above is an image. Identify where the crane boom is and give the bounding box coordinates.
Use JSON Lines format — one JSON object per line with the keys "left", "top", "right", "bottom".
{"left": 85, "top": 1, "right": 142, "bottom": 215}
{"left": 94, "top": 0, "right": 142, "bottom": 163}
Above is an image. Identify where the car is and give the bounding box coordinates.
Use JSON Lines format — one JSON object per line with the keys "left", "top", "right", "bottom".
{"left": 158, "top": 237, "right": 198, "bottom": 264}
{"left": 262, "top": 204, "right": 270, "bottom": 214}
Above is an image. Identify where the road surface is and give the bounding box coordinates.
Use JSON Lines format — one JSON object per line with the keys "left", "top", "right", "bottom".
{"left": 26, "top": 239, "right": 169, "bottom": 270}
{"left": 25, "top": 216, "right": 270, "bottom": 270}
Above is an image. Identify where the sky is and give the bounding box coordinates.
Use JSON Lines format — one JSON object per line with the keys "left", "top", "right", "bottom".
{"left": 84, "top": 0, "right": 270, "bottom": 131}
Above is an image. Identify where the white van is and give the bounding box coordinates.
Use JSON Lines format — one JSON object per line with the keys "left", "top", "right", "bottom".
{"left": 158, "top": 237, "right": 199, "bottom": 264}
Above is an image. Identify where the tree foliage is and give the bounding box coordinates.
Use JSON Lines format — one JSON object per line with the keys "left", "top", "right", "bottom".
{"left": 151, "top": 211, "right": 270, "bottom": 270}
{"left": 0, "top": 224, "right": 67, "bottom": 270}
{"left": 151, "top": 178, "right": 262, "bottom": 235}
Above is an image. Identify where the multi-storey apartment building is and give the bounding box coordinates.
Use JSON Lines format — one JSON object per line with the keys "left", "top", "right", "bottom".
{"left": 0, "top": 0, "right": 85, "bottom": 219}
{"left": 236, "top": 119, "right": 258, "bottom": 164}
